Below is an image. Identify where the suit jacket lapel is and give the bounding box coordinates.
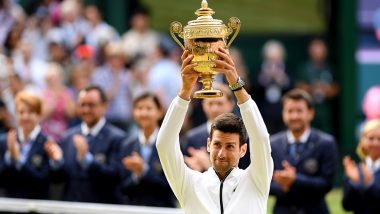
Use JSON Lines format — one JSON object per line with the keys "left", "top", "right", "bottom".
{"left": 298, "top": 129, "right": 317, "bottom": 162}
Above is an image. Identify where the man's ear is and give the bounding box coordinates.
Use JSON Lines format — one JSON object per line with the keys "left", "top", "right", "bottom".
{"left": 239, "top": 143, "right": 247, "bottom": 158}
{"left": 207, "top": 137, "right": 211, "bottom": 153}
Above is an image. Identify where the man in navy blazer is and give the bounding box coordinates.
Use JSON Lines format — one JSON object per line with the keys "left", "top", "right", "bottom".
{"left": 46, "top": 86, "right": 126, "bottom": 203}
{"left": 183, "top": 84, "right": 250, "bottom": 171}
{"left": 269, "top": 89, "right": 338, "bottom": 214}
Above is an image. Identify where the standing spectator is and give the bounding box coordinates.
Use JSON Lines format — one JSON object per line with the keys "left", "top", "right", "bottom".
{"left": 270, "top": 89, "right": 338, "bottom": 214}
{"left": 256, "top": 40, "right": 292, "bottom": 134}
{"left": 342, "top": 119, "right": 380, "bottom": 214}
{"left": 40, "top": 63, "right": 75, "bottom": 141}
{"left": 46, "top": 86, "right": 126, "bottom": 203}
{"left": 0, "top": 91, "right": 51, "bottom": 199}
{"left": 296, "top": 38, "right": 339, "bottom": 134}
{"left": 121, "top": 7, "right": 159, "bottom": 61}
{"left": 92, "top": 42, "right": 133, "bottom": 131}
{"left": 121, "top": 92, "right": 175, "bottom": 207}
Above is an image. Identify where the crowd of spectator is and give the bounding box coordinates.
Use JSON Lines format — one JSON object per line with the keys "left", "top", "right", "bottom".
{"left": 0, "top": 0, "right": 379, "bottom": 213}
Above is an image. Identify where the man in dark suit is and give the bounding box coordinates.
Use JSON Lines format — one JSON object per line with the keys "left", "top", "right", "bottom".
{"left": 46, "top": 86, "right": 126, "bottom": 203}
{"left": 269, "top": 89, "right": 338, "bottom": 214}
{"left": 183, "top": 84, "right": 250, "bottom": 171}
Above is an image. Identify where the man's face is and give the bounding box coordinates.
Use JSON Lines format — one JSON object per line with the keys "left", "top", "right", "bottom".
{"left": 77, "top": 90, "right": 107, "bottom": 127}
{"left": 202, "top": 97, "right": 234, "bottom": 121}
{"left": 207, "top": 130, "right": 246, "bottom": 175}
{"left": 282, "top": 99, "right": 314, "bottom": 133}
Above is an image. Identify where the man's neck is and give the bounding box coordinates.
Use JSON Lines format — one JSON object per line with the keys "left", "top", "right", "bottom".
{"left": 215, "top": 168, "right": 234, "bottom": 182}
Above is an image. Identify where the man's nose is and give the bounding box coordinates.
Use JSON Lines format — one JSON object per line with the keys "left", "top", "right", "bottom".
{"left": 218, "top": 148, "right": 226, "bottom": 158}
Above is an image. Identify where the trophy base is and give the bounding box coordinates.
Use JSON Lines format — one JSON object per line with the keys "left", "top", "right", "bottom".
{"left": 193, "top": 89, "right": 223, "bottom": 99}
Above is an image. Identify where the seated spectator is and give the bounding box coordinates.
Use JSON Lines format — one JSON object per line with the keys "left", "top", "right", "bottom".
{"left": 342, "top": 119, "right": 380, "bottom": 213}
{"left": 120, "top": 92, "right": 176, "bottom": 207}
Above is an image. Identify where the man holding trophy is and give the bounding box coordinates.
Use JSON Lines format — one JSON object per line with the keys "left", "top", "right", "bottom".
{"left": 156, "top": 1, "right": 273, "bottom": 213}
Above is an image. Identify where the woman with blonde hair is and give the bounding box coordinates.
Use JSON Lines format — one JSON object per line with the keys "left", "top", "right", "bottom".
{"left": 0, "top": 91, "right": 57, "bottom": 199}
{"left": 342, "top": 119, "right": 380, "bottom": 213}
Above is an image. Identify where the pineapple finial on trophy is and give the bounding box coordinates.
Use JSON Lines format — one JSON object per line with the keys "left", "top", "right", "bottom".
{"left": 170, "top": 0, "right": 241, "bottom": 98}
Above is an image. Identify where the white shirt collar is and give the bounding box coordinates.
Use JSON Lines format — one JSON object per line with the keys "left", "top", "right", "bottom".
{"left": 365, "top": 156, "right": 380, "bottom": 173}
{"left": 81, "top": 117, "right": 106, "bottom": 137}
{"left": 206, "top": 120, "right": 213, "bottom": 134}
{"left": 138, "top": 128, "right": 159, "bottom": 146}
{"left": 286, "top": 128, "right": 311, "bottom": 144}
{"left": 18, "top": 125, "right": 41, "bottom": 144}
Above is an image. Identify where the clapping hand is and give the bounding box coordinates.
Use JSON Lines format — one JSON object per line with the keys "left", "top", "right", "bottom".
{"left": 44, "top": 137, "right": 62, "bottom": 161}
{"left": 7, "top": 130, "right": 20, "bottom": 161}
{"left": 73, "top": 134, "right": 89, "bottom": 161}
{"left": 122, "top": 152, "right": 145, "bottom": 177}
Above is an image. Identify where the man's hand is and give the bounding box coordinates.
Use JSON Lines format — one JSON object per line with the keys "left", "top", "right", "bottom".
{"left": 273, "top": 161, "right": 296, "bottom": 192}
{"left": 184, "top": 147, "right": 211, "bottom": 171}
{"left": 343, "top": 156, "right": 360, "bottom": 184}
{"left": 73, "top": 134, "right": 89, "bottom": 161}
{"left": 122, "top": 152, "right": 145, "bottom": 177}
{"left": 7, "top": 130, "right": 20, "bottom": 161}
{"left": 178, "top": 50, "right": 199, "bottom": 100}
{"left": 212, "top": 47, "right": 238, "bottom": 86}
{"left": 44, "top": 137, "right": 62, "bottom": 161}
{"left": 212, "top": 47, "right": 250, "bottom": 104}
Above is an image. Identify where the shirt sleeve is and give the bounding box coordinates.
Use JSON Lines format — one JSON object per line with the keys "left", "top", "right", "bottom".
{"left": 156, "top": 96, "right": 192, "bottom": 204}
{"left": 238, "top": 98, "right": 274, "bottom": 196}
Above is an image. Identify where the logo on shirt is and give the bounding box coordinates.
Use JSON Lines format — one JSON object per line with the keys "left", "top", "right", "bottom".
{"left": 303, "top": 158, "right": 318, "bottom": 174}
{"left": 31, "top": 154, "right": 43, "bottom": 168}
{"left": 94, "top": 153, "right": 107, "bottom": 164}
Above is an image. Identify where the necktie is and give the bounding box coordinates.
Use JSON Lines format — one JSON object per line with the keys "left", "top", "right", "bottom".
{"left": 86, "top": 134, "right": 94, "bottom": 145}
{"left": 289, "top": 142, "right": 304, "bottom": 161}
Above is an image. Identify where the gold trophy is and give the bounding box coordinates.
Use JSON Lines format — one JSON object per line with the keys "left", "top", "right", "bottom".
{"left": 170, "top": 0, "right": 240, "bottom": 98}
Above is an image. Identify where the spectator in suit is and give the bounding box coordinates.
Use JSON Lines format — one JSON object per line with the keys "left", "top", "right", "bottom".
{"left": 342, "top": 119, "right": 380, "bottom": 214}
{"left": 45, "top": 86, "right": 126, "bottom": 203}
{"left": 0, "top": 91, "right": 51, "bottom": 199}
{"left": 269, "top": 89, "right": 338, "bottom": 214}
{"left": 120, "top": 92, "right": 176, "bottom": 207}
{"left": 183, "top": 84, "right": 250, "bottom": 171}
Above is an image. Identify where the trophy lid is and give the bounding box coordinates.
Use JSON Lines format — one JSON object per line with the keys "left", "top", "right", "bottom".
{"left": 183, "top": 0, "right": 230, "bottom": 40}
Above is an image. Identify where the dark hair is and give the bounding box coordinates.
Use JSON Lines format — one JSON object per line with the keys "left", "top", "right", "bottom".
{"left": 209, "top": 113, "right": 247, "bottom": 146}
{"left": 80, "top": 85, "right": 108, "bottom": 103}
{"left": 133, "top": 91, "right": 162, "bottom": 110}
{"left": 281, "top": 89, "right": 314, "bottom": 109}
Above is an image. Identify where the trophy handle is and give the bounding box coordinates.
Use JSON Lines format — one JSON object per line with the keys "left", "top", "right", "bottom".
{"left": 226, "top": 17, "right": 241, "bottom": 48}
{"left": 170, "top": 21, "right": 186, "bottom": 51}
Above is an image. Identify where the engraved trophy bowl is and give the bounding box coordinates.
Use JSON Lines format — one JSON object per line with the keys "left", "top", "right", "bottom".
{"left": 170, "top": 0, "right": 240, "bottom": 98}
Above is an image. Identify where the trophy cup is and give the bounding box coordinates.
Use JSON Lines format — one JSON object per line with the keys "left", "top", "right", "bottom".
{"left": 170, "top": 0, "right": 241, "bottom": 98}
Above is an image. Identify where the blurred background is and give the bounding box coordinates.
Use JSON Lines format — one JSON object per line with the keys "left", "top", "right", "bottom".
{"left": 1, "top": 0, "right": 380, "bottom": 213}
